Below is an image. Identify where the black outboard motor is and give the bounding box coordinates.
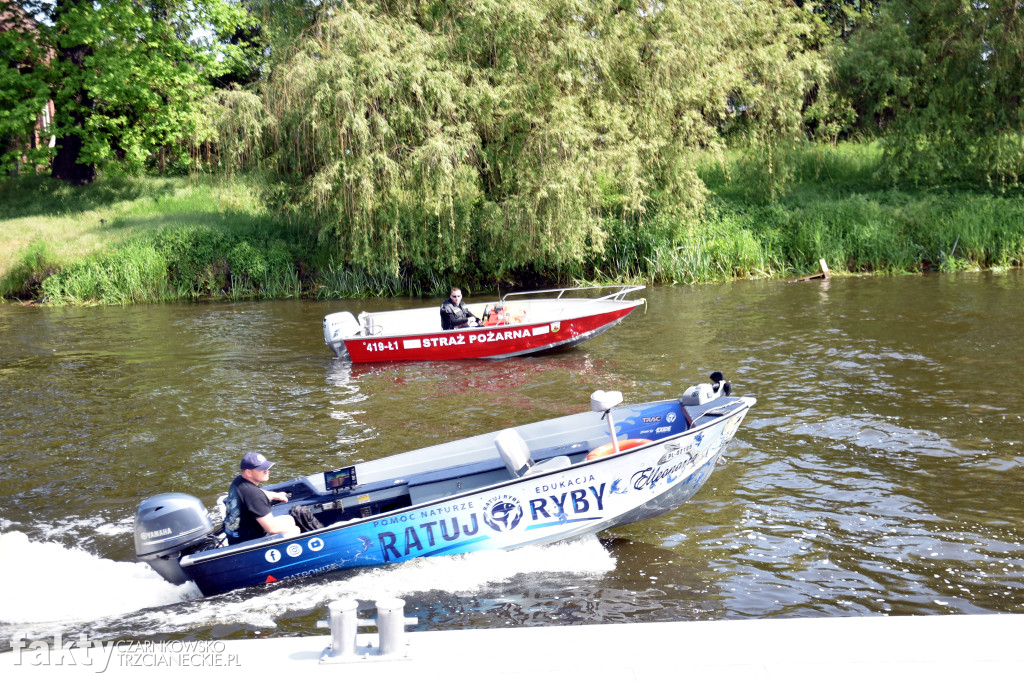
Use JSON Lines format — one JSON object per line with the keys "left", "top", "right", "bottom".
{"left": 134, "top": 493, "right": 216, "bottom": 585}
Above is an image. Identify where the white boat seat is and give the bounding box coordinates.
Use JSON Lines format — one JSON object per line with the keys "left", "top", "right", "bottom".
{"left": 495, "top": 428, "right": 534, "bottom": 477}
{"left": 495, "top": 429, "right": 570, "bottom": 478}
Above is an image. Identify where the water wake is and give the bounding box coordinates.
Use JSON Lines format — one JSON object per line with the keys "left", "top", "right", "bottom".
{"left": 0, "top": 530, "right": 613, "bottom": 640}
{"left": 146, "top": 534, "right": 616, "bottom": 631}
{"left": 0, "top": 531, "right": 199, "bottom": 632}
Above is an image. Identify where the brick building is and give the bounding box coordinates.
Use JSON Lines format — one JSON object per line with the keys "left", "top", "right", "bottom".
{"left": 1, "top": 3, "right": 57, "bottom": 170}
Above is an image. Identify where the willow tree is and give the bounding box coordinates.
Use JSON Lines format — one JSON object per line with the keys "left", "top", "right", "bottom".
{"left": 837, "top": 0, "right": 1024, "bottom": 187}
{"left": 260, "top": 0, "right": 832, "bottom": 281}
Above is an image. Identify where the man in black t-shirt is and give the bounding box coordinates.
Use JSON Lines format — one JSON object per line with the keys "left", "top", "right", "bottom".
{"left": 224, "top": 452, "right": 299, "bottom": 545}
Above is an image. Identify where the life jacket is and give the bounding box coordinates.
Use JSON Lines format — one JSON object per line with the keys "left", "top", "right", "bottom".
{"left": 485, "top": 305, "right": 509, "bottom": 326}
{"left": 485, "top": 304, "right": 525, "bottom": 327}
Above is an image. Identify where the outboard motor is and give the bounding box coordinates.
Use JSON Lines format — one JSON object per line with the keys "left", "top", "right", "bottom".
{"left": 322, "top": 311, "right": 361, "bottom": 357}
{"left": 323, "top": 311, "right": 361, "bottom": 343}
{"left": 134, "top": 493, "right": 216, "bottom": 585}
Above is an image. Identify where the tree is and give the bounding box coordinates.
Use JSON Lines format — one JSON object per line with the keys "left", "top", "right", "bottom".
{"left": 256, "top": 0, "right": 832, "bottom": 280}
{"left": 1, "top": 0, "right": 250, "bottom": 182}
{"left": 796, "top": 1, "right": 883, "bottom": 40}
{"left": 837, "top": 0, "right": 1024, "bottom": 186}
{"left": 49, "top": 0, "right": 94, "bottom": 184}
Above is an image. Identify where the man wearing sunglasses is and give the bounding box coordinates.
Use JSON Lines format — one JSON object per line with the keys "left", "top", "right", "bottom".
{"left": 440, "top": 287, "right": 480, "bottom": 330}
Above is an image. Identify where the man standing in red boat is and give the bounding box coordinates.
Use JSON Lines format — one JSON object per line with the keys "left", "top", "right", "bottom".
{"left": 440, "top": 287, "right": 481, "bottom": 330}
{"left": 224, "top": 452, "right": 300, "bottom": 545}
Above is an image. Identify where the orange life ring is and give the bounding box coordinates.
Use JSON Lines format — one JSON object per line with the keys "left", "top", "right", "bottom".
{"left": 586, "top": 438, "right": 652, "bottom": 461}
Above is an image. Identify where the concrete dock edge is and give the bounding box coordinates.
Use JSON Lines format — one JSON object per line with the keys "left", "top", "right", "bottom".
{"left": 4, "top": 614, "right": 1022, "bottom": 682}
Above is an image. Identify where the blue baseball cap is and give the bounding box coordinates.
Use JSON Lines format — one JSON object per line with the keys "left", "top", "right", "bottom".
{"left": 240, "top": 452, "right": 274, "bottom": 471}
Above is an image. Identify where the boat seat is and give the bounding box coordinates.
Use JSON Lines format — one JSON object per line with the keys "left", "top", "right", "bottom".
{"left": 528, "top": 455, "right": 571, "bottom": 475}
{"left": 496, "top": 429, "right": 534, "bottom": 477}
{"left": 495, "top": 429, "right": 571, "bottom": 478}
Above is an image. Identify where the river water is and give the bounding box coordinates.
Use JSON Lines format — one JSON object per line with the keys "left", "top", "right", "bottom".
{"left": 1, "top": 272, "right": 1022, "bottom": 645}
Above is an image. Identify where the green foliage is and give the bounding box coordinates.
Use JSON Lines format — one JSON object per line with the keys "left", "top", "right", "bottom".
{"left": 806, "top": 1, "right": 883, "bottom": 40}
{"left": 725, "top": 3, "right": 846, "bottom": 202}
{"left": 4, "top": 158, "right": 1023, "bottom": 306}
{"left": 151, "top": 225, "right": 300, "bottom": 299}
{"left": 0, "top": 173, "right": 317, "bottom": 303}
{"left": 227, "top": 237, "right": 296, "bottom": 289}
{"left": 41, "top": 239, "right": 169, "bottom": 304}
{"left": 704, "top": 142, "right": 1024, "bottom": 276}
{"left": 200, "top": 88, "right": 272, "bottom": 175}
{"left": 153, "top": 225, "right": 234, "bottom": 296}
{"left": 33, "top": 225, "right": 307, "bottom": 304}
{"left": 239, "top": 0, "right": 330, "bottom": 72}
{"left": 315, "top": 265, "right": 444, "bottom": 299}
{"left": 0, "top": 241, "right": 60, "bottom": 299}
{"left": 836, "top": 0, "right": 1024, "bottom": 187}
{"left": 0, "top": 7, "right": 53, "bottom": 174}
{"left": 2, "top": 0, "right": 249, "bottom": 177}
{"left": 256, "top": 0, "right": 833, "bottom": 283}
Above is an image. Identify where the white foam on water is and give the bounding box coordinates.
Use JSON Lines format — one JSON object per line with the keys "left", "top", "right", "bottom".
{"left": 155, "top": 534, "right": 616, "bottom": 630}
{"left": 0, "top": 525, "right": 614, "bottom": 638}
{"left": 24, "top": 514, "right": 135, "bottom": 543}
{"left": 0, "top": 531, "right": 200, "bottom": 627}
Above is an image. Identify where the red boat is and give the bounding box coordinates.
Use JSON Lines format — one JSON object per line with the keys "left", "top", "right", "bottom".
{"left": 323, "top": 285, "right": 645, "bottom": 362}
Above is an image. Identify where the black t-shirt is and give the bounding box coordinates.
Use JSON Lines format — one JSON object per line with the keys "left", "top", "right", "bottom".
{"left": 224, "top": 475, "right": 271, "bottom": 545}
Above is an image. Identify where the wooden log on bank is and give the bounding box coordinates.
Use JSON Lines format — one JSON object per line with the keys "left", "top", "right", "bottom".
{"left": 792, "top": 258, "right": 831, "bottom": 282}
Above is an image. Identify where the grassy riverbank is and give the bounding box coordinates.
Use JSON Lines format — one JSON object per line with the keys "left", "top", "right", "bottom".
{"left": 0, "top": 175, "right": 312, "bottom": 304}
{"left": 3, "top": 143, "right": 1023, "bottom": 305}
{"left": 699, "top": 143, "right": 1024, "bottom": 277}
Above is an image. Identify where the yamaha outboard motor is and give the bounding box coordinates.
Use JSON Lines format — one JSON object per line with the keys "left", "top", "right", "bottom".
{"left": 134, "top": 493, "right": 216, "bottom": 585}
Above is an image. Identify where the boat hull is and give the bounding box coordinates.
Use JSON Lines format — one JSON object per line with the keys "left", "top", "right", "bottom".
{"left": 178, "top": 397, "right": 752, "bottom": 596}
{"left": 323, "top": 285, "right": 646, "bottom": 362}
{"left": 341, "top": 303, "right": 640, "bottom": 362}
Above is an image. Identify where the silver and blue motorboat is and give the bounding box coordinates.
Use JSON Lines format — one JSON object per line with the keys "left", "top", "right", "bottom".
{"left": 134, "top": 373, "right": 755, "bottom": 596}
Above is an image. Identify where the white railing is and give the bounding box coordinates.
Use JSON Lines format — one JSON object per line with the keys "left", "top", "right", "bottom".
{"left": 500, "top": 283, "right": 645, "bottom": 304}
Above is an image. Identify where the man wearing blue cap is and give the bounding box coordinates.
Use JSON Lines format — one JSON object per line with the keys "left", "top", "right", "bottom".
{"left": 224, "top": 452, "right": 299, "bottom": 545}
